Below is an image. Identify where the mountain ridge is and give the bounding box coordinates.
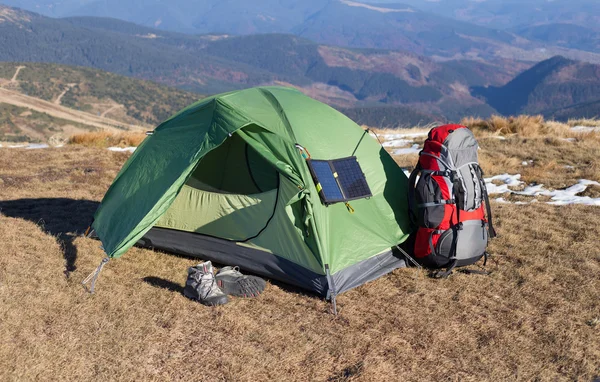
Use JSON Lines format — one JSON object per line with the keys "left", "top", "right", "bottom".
{"left": 0, "top": 5, "right": 516, "bottom": 123}
{"left": 2, "top": 5, "right": 599, "bottom": 126}
{"left": 3, "top": 0, "right": 600, "bottom": 65}
{"left": 472, "top": 56, "right": 600, "bottom": 119}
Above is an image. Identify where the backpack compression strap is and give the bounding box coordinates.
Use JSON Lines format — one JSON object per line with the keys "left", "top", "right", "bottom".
{"left": 476, "top": 166, "right": 497, "bottom": 238}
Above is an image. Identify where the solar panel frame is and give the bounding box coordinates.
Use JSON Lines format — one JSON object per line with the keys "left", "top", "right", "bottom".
{"left": 306, "top": 156, "right": 371, "bottom": 205}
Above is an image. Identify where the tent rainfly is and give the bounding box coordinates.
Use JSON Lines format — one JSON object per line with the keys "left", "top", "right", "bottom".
{"left": 90, "top": 86, "right": 412, "bottom": 299}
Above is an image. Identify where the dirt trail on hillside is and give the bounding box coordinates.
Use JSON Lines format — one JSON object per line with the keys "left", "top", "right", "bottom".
{"left": 53, "top": 83, "right": 77, "bottom": 105}
{"left": 0, "top": 87, "right": 145, "bottom": 132}
{"left": 100, "top": 104, "right": 124, "bottom": 118}
{"left": 10, "top": 66, "right": 25, "bottom": 83}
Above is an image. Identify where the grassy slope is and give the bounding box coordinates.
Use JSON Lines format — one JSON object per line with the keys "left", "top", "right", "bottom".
{"left": 0, "top": 62, "right": 201, "bottom": 126}
{"left": 0, "top": 119, "right": 598, "bottom": 380}
{"left": 0, "top": 103, "right": 92, "bottom": 142}
{"left": 0, "top": 62, "right": 203, "bottom": 142}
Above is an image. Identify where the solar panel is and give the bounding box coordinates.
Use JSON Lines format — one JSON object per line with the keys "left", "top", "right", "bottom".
{"left": 332, "top": 157, "right": 372, "bottom": 200}
{"left": 309, "top": 160, "right": 344, "bottom": 202}
{"left": 307, "top": 156, "right": 371, "bottom": 205}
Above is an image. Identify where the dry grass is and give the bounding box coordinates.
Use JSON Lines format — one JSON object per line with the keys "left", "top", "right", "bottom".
{"left": 460, "top": 115, "right": 600, "bottom": 143}
{"left": 567, "top": 118, "right": 600, "bottom": 128}
{"left": 0, "top": 136, "right": 599, "bottom": 380}
{"left": 461, "top": 116, "right": 600, "bottom": 190}
{"left": 461, "top": 115, "right": 549, "bottom": 137}
{"left": 68, "top": 131, "right": 147, "bottom": 148}
{"left": 477, "top": 136, "right": 600, "bottom": 190}
{"left": 379, "top": 116, "right": 600, "bottom": 190}
{"left": 367, "top": 123, "right": 437, "bottom": 136}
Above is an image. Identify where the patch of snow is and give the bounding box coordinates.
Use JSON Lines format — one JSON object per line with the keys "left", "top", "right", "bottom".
{"left": 381, "top": 132, "right": 427, "bottom": 140}
{"left": 487, "top": 135, "right": 507, "bottom": 140}
{"left": 108, "top": 146, "right": 136, "bottom": 153}
{"left": 522, "top": 161, "right": 528, "bottom": 166}
{"left": 485, "top": 174, "right": 523, "bottom": 194}
{"left": 136, "top": 33, "right": 160, "bottom": 39}
{"left": 340, "top": 0, "right": 415, "bottom": 13}
{"left": 382, "top": 139, "right": 415, "bottom": 148}
{"left": 561, "top": 137, "right": 576, "bottom": 143}
{"left": 1, "top": 143, "right": 56, "bottom": 149}
{"left": 564, "top": 165, "right": 575, "bottom": 169}
{"left": 392, "top": 144, "right": 421, "bottom": 155}
{"left": 544, "top": 180, "right": 600, "bottom": 206}
{"left": 486, "top": 174, "right": 600, "bottom": 206}
{"left": 517, "top": 184, "right": 545, "bottom": 196}
{"left": 26, "top": 143, "right": 49, "bottom": 149}
{"left": 570, "top": 125, "right": 600, "bottom": 133}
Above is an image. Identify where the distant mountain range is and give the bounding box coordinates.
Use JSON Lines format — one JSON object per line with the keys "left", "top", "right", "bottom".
{"left": 511, "top": 23, "right": 600, "bottom": 54}
{"left": 3, "top": 0, "right": 600, "bottom": 64}
{"left": 387, "top": 0, "right": 600, "bottom": 31}
{"left": 1, "top": 4, "right": 525, "bottom": 125}
{"left": 1, "top": 4, "right": 600, "bottom": 127}
{"left": 473, "top": 56, "right": 600, "bottom": 119}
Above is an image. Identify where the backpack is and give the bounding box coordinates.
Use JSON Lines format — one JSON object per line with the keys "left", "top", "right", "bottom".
{"left": 407, "top": 124, "right": 496, "bottom": 277}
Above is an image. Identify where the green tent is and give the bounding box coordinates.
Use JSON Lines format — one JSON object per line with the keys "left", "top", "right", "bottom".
{"left": 92, "top": 86, "right": 412, "bottom": 297}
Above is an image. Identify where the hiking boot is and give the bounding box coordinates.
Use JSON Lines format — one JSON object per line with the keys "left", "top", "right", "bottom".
{"left": 183, "top": 261, "right": 229, "bottom": 306}
{"left": 215, "top": 266, "right": 266, "bottom": 298}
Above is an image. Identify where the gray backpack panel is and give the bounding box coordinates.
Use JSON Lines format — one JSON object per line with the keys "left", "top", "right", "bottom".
{"left": 436, "top": 220, "right": 488, "bottom": 266}
{"left": 444, "top": 129, "right": 482, "bottom": 212}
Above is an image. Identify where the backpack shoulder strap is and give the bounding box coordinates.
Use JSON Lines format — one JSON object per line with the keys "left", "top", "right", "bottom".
{"left": 407, "top": 162, "right": 421, "bottom": 226}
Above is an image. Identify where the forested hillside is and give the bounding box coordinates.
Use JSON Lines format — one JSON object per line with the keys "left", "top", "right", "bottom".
{"left": 5, "top": 0, "right": 600, "bottom": 65}
{"left": 472, "top": 56, "right": 600, "bottom": 120}
{"left": 0, "top": 5, "right": 515, "bottom": 123}
{"left": 2, "top": 5, "right": 599, "bottom": 125}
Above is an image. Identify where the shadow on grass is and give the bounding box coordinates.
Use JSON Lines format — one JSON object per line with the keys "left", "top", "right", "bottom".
{"left": 0, "top": 198, "right": 99, "bottom": 277}
{"left": 142, "top": 276, "right": 184, "bottom": 294}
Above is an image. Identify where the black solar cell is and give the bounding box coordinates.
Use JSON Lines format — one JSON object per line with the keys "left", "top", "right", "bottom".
{"left": 307, "top": 156, "right": 371, "bottom": 205}
{"left": 332, "top": 157, "right": 371, "bottom": 200}
{"left": 310, "top": 160, "right": 344, "bottom": 201}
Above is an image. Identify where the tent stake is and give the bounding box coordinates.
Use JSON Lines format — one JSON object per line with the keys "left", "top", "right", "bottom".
{"left": 82, "top": 257, "right": 109, "bottom": 294}
{"left": 325, "top": 264, "right": 338, "bottom": 315}
{"left": 395, "top": 245, "right": 421, "bottom": 269}
{"left": 331, "top": 295, "right": 338, "bottom": 316}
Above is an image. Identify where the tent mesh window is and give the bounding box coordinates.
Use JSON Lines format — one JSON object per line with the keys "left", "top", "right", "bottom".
{"left": 187, "top": 133, "right": 278, "bottom": 195}
{"left": 307, "top": 156, "right": 372, "bottom": 205}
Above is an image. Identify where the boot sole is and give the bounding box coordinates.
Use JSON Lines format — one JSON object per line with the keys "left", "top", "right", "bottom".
{"left": 216, "top": 275, "right": 266, "bottom": 298}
